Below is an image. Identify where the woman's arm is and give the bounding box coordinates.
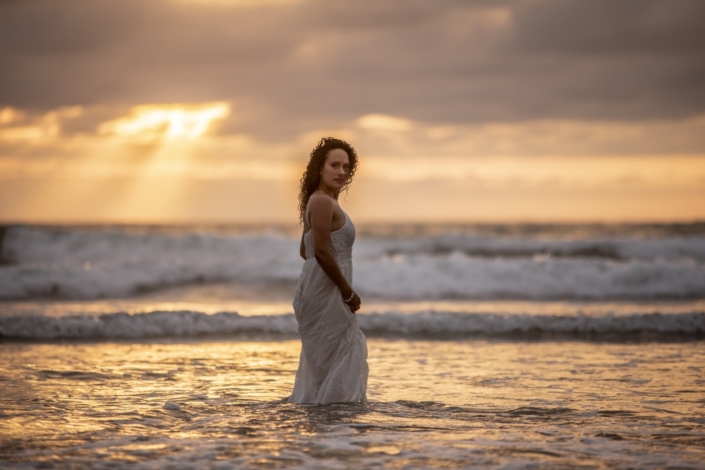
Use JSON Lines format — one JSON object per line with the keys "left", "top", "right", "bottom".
{"left": 300, "top": 229, "right": 306, "bottom": 260}
{"left": 308, "top": 195, "right": 361, "bottom": 312}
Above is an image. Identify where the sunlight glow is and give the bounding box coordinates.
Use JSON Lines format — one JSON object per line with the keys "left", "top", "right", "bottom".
{"left": 2, "top": 104, "right": 705, "bottom": 223}
{"left": 174, "top": 0, "right": 302, "bottom": 5}
{"left": 99, "top": 102, "right": 230, "bottom": 140}
{"left": 360, "top": 155, "right": 705, "bottom": 188}
{"left": 0, "top": 106, "right": 82, "bottom": 142}
{"left": 358, "top": 114, "right": 412, "bottom": 132}
{"left": 0, "top": 107, "right": 23, "bottom": 125}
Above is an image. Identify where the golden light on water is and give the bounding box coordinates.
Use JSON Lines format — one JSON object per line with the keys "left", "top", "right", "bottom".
{"left": 3, "top": 339, "right": 702, "bottom": 445}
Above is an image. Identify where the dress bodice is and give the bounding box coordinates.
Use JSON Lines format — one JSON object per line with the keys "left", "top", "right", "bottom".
{"left": 304, "top": 210, "right": 355, "bottom": 263}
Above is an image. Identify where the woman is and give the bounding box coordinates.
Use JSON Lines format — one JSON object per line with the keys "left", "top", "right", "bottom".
{"left": 288, "top": 137, "right": 369, "bottom": 404}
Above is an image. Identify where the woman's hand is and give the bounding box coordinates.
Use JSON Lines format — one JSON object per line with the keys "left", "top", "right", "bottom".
{"left": 343, "top": 289, "right": 361, "bottom": 313}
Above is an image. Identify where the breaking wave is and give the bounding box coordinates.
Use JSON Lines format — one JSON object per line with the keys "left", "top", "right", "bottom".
{"left": 1, "top": 310, "right": 703, "bottom": 341}
{"left": 1, "top": 225, "right": 704, "bottom": 301}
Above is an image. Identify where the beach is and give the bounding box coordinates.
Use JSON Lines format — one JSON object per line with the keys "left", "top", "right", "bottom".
{"left": 3, "top": 0, "right": 705, "bottom": 467}
{"left": 1, "top": 222, "right": 704, "bottom": 468}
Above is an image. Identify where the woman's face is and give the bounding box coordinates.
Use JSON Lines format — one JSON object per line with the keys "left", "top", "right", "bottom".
{"left": 319, "top": 148, "right": 350, "bottom": 190}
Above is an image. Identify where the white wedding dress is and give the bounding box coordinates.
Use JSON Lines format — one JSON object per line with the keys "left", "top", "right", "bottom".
{"left": 289, "top": 207, "right": 369, "bottom": 404}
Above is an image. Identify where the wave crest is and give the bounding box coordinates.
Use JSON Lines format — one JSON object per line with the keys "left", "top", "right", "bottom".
{"left": 2, "top": 225, "right": 705, "bottom": 301}
{"left": 1, "top": 310, "right": 703, "bottom": 341}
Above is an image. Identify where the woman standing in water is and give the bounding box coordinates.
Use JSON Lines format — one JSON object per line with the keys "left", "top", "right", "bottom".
{"left": 288, "top": 137, "right": 369, "bottom": 404}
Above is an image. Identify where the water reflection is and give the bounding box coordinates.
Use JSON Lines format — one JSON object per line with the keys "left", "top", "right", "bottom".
{"left": 1, "top": 339, "right": 704, "bottom": 468}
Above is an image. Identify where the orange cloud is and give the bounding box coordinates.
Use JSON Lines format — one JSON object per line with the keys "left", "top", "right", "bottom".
{"left": 97, "top": 102, "right": 230, "bottom": 141}
{"left": 0, "top": 106, "right": 82, "bottom": 143}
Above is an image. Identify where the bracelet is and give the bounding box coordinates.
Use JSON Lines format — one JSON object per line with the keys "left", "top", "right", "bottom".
{"left": 344, "top": 290, "right": 355, "bottom": 302}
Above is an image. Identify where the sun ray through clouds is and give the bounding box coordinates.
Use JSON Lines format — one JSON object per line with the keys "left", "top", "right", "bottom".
{"left": 96, "top": 102, "right": 232, "bottom": 222}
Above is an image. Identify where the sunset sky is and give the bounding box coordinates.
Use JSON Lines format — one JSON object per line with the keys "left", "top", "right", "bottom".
{"left": 1, "top": 0, "right": 704, "bottom": 223}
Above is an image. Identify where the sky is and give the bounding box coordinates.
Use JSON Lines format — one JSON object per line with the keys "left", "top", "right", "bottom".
{"left": 1, "top": 0, "right": 704, "bottom": 224}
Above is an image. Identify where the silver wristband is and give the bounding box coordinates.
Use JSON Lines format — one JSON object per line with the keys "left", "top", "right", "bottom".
{"left": 344, "top": 290, "right": 355, "bottom": 302}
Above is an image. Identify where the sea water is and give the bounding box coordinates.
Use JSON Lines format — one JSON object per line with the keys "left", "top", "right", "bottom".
{"left": 1, "top": 222, "right": 704, "bottom": 468}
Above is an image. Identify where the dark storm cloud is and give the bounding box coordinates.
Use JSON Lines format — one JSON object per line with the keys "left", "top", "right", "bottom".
{"left": 510, "top": 0, "right": 705, "bottom": 55}
{"left": 1, "top": 0, "right": 704, "bottom": 139}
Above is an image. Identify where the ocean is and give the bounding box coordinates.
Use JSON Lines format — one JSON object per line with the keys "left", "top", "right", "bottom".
{"left": 1, "top": 222, "right": 704, "bottom": 468}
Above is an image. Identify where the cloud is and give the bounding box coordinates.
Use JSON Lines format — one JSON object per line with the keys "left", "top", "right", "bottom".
{"left": 0, "top": 0, "right": 703, "bottom": 141}
{"left": 97, "top": 102, "right": 230, "bottom": 141}
{"left": 0, "top": 106, "right": 83, "bottom": 143}
{"left": 1, "top": 1, "right": 704, "bottom": 222}
{"left": 2, "top": 102, "right": 704, "bottom": 185}
{"left": 358, "top": 114, "right": 412, "bottom": 132}
{"left": 509, "top": 0, "right": 705, "bottom": 55}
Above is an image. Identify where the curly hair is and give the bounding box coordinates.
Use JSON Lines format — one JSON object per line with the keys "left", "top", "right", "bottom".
{"left": 298, "top": 137, "right": 358, "bottom": 225}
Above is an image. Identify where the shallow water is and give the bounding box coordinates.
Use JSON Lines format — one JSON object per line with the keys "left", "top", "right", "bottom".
{"left": 2, "top": 222, "right": 705, "bottom": 467}
{"left": 2, "top": 338, "right": 704, "bottom": 469}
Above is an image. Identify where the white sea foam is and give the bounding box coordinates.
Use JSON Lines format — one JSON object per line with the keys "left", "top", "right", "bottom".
{"left": 1, "top": 310, "right": 702, "bottom": 341}
{"left": 1, "top": 225, "right": 704, "bottom": 301}
{"left": 354, "top": 233, "right": 705, "bottom": 261}
{"left": 0, "top": 226, "right": 302, "bottom": 299}
{"left": 0, "top": 311, "right": 299, "bottom": 340}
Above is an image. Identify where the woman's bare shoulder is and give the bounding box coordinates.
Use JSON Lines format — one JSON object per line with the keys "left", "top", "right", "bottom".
{"left": 307, "top": 194, "right": 337, "bottom": 229}
{"left": 308, "top": 192, "right": 336, "bottom": 209}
